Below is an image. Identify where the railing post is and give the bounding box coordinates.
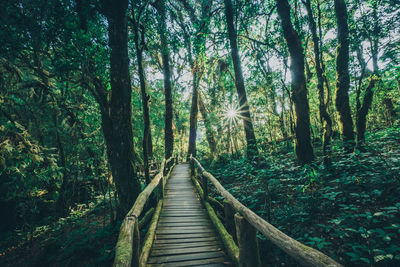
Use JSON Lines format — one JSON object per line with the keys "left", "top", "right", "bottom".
{"left": 202, "top": 174, "right": 208, "bottom": 201}
{"left": 190, "top": 154, "right": 195, "bottom": 177}
{"left": 158, "top": 172, "right": 164, "bottom": 201}
{"left": 235, "top": 213, "right": 261, "bottom": 267}
{"left": 132, "top": 217, "right": 140, "bottom": 267}
{"left": 224, "top": 200, "right": 237, "bottom": 242}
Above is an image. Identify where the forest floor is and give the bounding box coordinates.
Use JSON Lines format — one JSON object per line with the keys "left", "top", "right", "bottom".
{"left": 206, "top": 126, "right": 400, "bottom": 266}
{"left": 1, "top": 127, "right": 399, "bottom": 267}
{"left": 0, "top": 196, "right": 117, "bottom": 267}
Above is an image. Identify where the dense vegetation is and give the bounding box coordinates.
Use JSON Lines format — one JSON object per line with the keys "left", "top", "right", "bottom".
{"left": 0, "top": 0, "right": 399, "bottom": 266}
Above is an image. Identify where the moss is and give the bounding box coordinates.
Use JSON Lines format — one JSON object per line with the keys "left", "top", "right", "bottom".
{"left": 113, "top": 219, "right": 136, "bottom": 267}
{"left": 139, "top": 200, "right": 163, "bottom": 267}
{"left": 205, "top": 202, "right": 239, "bottom": 266}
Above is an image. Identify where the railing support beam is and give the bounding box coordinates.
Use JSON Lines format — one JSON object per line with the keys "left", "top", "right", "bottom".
{"left": 224, "top": 200, "right": 237, "bottom": 242}
{"left": 235, "top": 213, "right": 261, "bottom": 267}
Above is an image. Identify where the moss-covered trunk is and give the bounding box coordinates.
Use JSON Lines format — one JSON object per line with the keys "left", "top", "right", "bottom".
{"left": 102, "top": 0, "right": 141, "bottom": 218}
{"left": 334, "top": 0, "right": 355, "bottom": 152}
{"left": 132, "top": 10, "right": 153, "bottom": 184}
{"left": 304, "top": 0, "right": 332, "bottom": 164}
{"left": 277, "top": 0, "right": 314, "bottom": 164}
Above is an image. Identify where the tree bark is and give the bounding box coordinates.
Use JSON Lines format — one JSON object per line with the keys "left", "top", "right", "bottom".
{"left": 304, "top": 0, "right": 332, "bottom": 164}
{"left": 155, "top": 0, "right": 174, "bottom": 159}
{"left": 276, "top": 0, "right": 314, "bottom": 164}
{"left": 132, "top": 9, "right": 153, "bottom": 184}
{"left": 224, "top": 0, "right": 258, "bottom": 159}
{"left": 199, "top": 93, "right": 217, "bottom": 155}
{"left": 102, "top": 0, "right": 141, "bottom": 217}
{"left": 356, "top": 78, "right": 376, "bottom": 146}
{"left": 176, "top": 0, "right": 213, "bottom": 159}
{"left": 334, "top": 0, "right": 355, "bottom": 152}
{"left": 356, "top": 2, "right": 379, "bottom": 148}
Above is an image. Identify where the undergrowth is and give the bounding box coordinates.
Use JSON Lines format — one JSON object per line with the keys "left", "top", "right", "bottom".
{"left": 206, "top": 126, "right": 400, "bottom": 266}
{"left": 0, "top": 195, "right": 118, "bottom": 267}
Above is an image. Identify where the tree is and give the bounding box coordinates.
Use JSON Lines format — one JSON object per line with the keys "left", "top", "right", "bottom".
{"left": 173, "top": 0, "right": 213, "bottom": 159}
{"left": 154, "top": 0, "right": 174, "bottom": 159}
{"left": 276, "top": 0, "right": 314, "bottom": 164}
{"left": 304, "top": 0, "right": 333, "bottom": 164}
{"left": 334, "top": 0, "right": 355, "bottom": 152}
{"left": 355, "top": 0, "right": 380, "bottom": 147}
{"left": 101, "top": 0, "right": 141, "bottom": 217}
{"left": 224, "top": 0, "right": 258, "bottom": 159}
{"left": 199, "top": 92, "right": 217, "bottom": 155}
{"left": 131, "top": 2, "right": 153, "bottom": 184}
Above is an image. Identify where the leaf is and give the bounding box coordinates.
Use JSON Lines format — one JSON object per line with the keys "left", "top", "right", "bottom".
{"left": 359, "top": 257, "right": 371, "bottom": 264}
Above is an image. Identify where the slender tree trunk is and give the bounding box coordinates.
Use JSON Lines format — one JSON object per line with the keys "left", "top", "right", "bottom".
{"left": 356, "top": 3, "right": 379, "bottom": 148}
{"left": 199, "top": 93, "right": 217, "bottom": 155}
{"left": 102, "top": 0, "right": 141, "bottom": 217}
{"left": 356, "top": 78, "right": 376, "bottom": 146}
{"left": 177, "top": 0, "right": 213, "bottom": 159}
{"left": 277, "top": 0, "right": 314, "bottom": 164}
{"left": 132, "top": 11, "right": 153, "bottom": 184}
{"left": 334, "top": 0, "right": 355, "bottom": 152}
{"left": 304, "top": 0, "right": 332, "bottom": 164}
{"left": 188, "top": 70, "right": 199, "bottom": 158}
{"left": 224, "top": 0, "right": 258, "bottom": 159}
{"left": 155, "top": 0, "right": 174, "bottom": 159}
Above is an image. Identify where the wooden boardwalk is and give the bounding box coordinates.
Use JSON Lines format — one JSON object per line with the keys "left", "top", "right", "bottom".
{"left": 147, "top": 164, "right": 232, "bottom": 266}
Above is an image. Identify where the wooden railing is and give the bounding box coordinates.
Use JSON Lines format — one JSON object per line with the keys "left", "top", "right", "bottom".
{"left": 113, "top": 155, "right": 177, "bottom": 267}
{"left": 190, "top": 155, "right": 342, "bottom": 267}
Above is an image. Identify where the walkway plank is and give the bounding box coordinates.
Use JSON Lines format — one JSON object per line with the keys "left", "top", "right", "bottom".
{"left": 147, "top": 163, "right": 232, "bottom": 266}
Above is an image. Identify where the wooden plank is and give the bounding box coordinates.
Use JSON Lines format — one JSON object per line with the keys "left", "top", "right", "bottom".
{"left": 147, "top": 257, "right": 230, "bottom": 267}
{"left": 147, "top": 251, "right": 227, "bottom": 264}
{"left": 161, "top": 210, "right": 206, "bottom": 214}
{"left": 155, "top": 232, "right": 216, "bottom": 239}
{"left": 153, "top": 236, "right": 219, "bottom": 244}
{"left": 151, "top": 241, "right": 222, "bottom": 250}
{"left": 159, "top": 213, "right": 207, "bottom": 217}
{"left": 157, "top": 225, "right": 213, "bottom": 231}
{"left": 157, "top": 222, "right": 212, "bottom": 227}
{"left": 150, "top": 245, "right": 222, "bottom": 256}
{"left": 161, "top": 207, "right": 204, "bottom": 211}
{"left": 156, "top": 228, "right": 214, "bottom": 235}
{"left": 158, "top": 217, "right": 210, "bottom": 223}
{"left": 159, "top": 214, "right": 206, "bottom": 218}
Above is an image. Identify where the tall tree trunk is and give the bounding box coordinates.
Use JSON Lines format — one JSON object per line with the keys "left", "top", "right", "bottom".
{"left": 334, "top": 0, "right": 355, "bottom": 152}
{"left": 199, "top": 93, "right": 217, "bottom": 155}
{"left": 132, "top": 10, "right": 153, "bottom": 184}
{"left": 177, "top": 0, "right": 213, "bottom": 159}
{"left": 155, "top": 0, "right": 174, "bottom": 159}
{"left": 304, "top": 0, "right": 332, "bottom": 164}
{"left": 356, "top": 3, "right": 379, "bottom": 147}
{"left": 224, "top": 0, "right": 258, "bottom": 159}
{"left": 277, "top": 0, "right": 314, "bottom": 164}
{"left": 102, "top": 0, "right": 141, "bottom": 218}
{"left": 188, "top": 70, "right": 199, "bottom": 158}
{"left": 356, "top": 78, "right": 376, "bottom": 146}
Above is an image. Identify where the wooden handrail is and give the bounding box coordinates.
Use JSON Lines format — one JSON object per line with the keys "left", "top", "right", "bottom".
{"left": 190, "top": 156, "right": 342, "bottom": 267}
{"left": 113, "top": 156, "right": 177, "bottom": 267}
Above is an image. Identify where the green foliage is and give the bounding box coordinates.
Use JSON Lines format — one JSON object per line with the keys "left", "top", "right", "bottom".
{"left": 206, "top": 126, "right": 400, "bottom": 266}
